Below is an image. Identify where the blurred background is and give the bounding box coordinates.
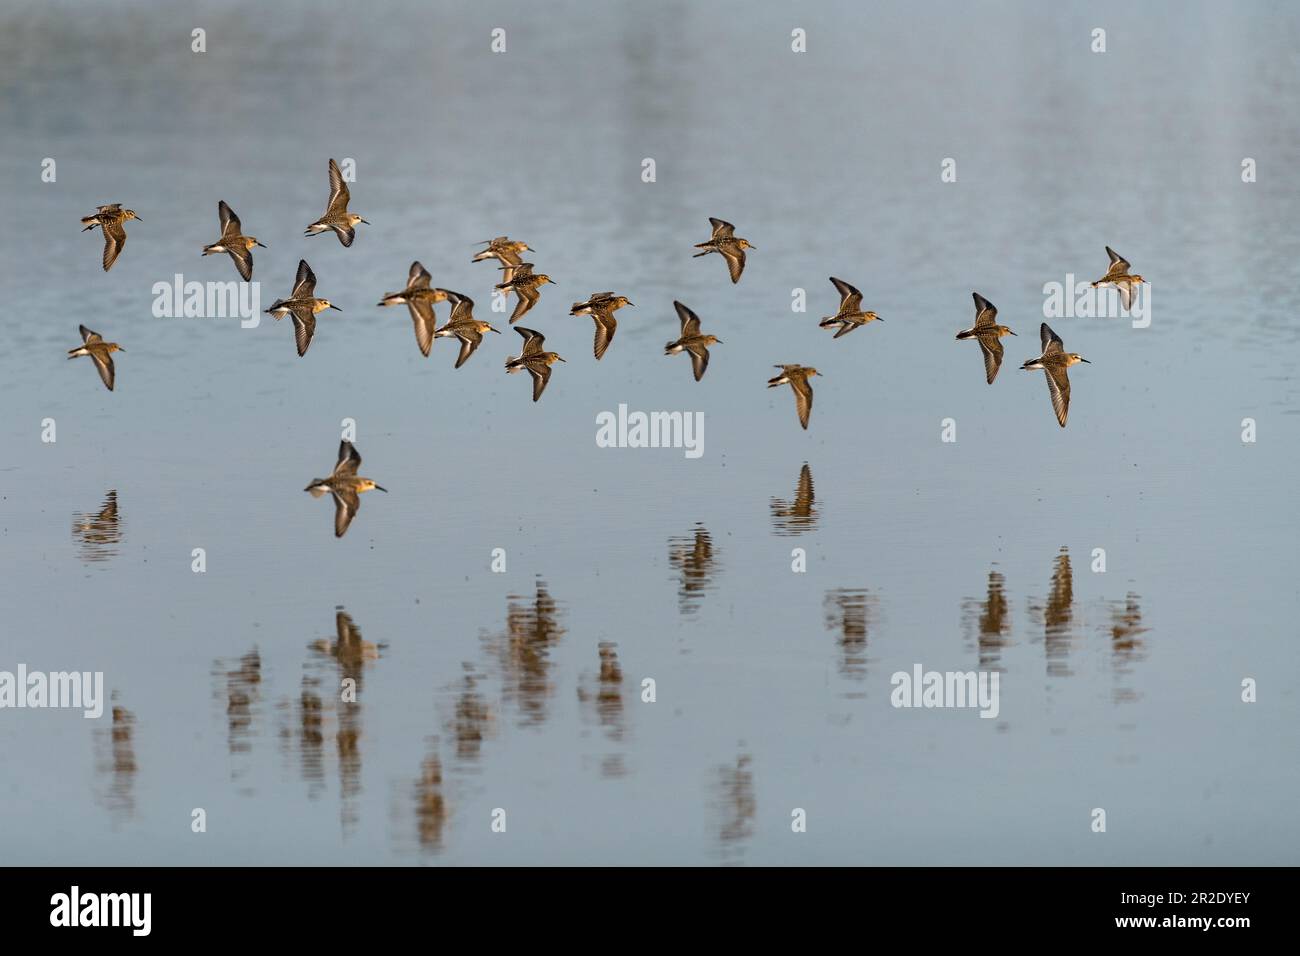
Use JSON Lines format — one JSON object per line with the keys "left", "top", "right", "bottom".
{"left": 0, "top": 0, "right": 1296, "bottom": 864}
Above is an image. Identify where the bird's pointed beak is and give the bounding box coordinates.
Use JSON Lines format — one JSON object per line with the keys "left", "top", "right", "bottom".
{"left": 117, "top": 347, "right": 126, "bottom": 352}
{"left": 133, "top": 216, "right": 142, "bottom": 222}
{"left": 714, "top": 339, "right": 724, "bottom": 344}
{"left": 360, "top": 218, "right": 371, "bottom": 225}
{"left": 375, "top": 485, "right": 388, "bottom": 493}
{"left": 329, "top": 304, "right": 342, "bottom": 311}
{"left": 1081, "top": 358, "right": 1092, "bottom": 363}
{"left": 1009, "top": 330, "right": 1017, "bottom": 335}
{"left": 490, "top": 326, "right": 501, "bottom": 334}
{"left": 257, "top": 241, "right": 268, "bottom": 248}
{"left": 558, "top": 356, "right": 567, "bottom": 362}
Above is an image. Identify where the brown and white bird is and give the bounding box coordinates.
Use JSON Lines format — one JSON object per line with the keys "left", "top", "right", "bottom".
{"left": 473, "top": 236, "right": 533, "bottom": 265}
{"left": 1020, "top": 322, "right": 1091, "bottom": 428}
{"left": 693, "top": 217, "right": 754, "bottom": 284}
{"left": 664, "top": 301, "right": 722, "bottom": 381}
{"left": 67, "top": 325, "right": 125, "bottom": 391}
{"left": 304, "top": 440, "right": 387, "bottom": 538}
{"left": 768, "top": 364, "right": 821, "bottom": 430}
{"left": 818, "top": 277, "right": 882, "bottom": 338}
{"left": 377, "top": 261, "right": 449, "bottom": 357}
{"left": 1090, "top": 246, "right": 1146, "bottom": 311}
{"left": 955, "top": 292, "right": 1016, "bottom": 384}
{"left": 571, "top": 292, "right": 634, "bottom": 360}
{"left": 80, "top": 204, "right": 141, "bottom": 272}
{"left": 202, "top": 201, "right": 265, "bottom": 281}
{"left": 505, "top": 326, "right": 565, "bottom": 401}
{"left": 496, "top": 263, "right": 556, "bottom": 324}
{"left": 264, "top": 259, "right": 341, "bottom": 357}
{"left": 432, "top": 290, "right": 501, "bottom": 368}
{"left": 304, "top": 158, "right": 369, "bottom": 246}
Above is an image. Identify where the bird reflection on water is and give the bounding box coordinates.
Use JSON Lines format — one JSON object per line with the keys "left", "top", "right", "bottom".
{"left": 72, "top": 490, "right": 122, "bottom": 564}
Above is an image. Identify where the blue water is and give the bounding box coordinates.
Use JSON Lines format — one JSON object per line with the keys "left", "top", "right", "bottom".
{"left": 0, "top": 0, "right": 1296, "bottom": 864}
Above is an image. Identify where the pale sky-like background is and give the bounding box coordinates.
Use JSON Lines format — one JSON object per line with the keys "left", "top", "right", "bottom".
{"left": 0, "top": 0, "right": 1296, "bottom": 864}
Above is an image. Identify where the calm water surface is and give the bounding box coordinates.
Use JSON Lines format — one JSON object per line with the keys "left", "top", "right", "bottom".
{"left": 0, "top": 0, "right": 1297, "bottom": 865}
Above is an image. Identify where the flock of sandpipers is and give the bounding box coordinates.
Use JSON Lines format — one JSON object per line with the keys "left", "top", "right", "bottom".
{"left": 70, "top": 158, "right": 1147, "bottom": 535}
